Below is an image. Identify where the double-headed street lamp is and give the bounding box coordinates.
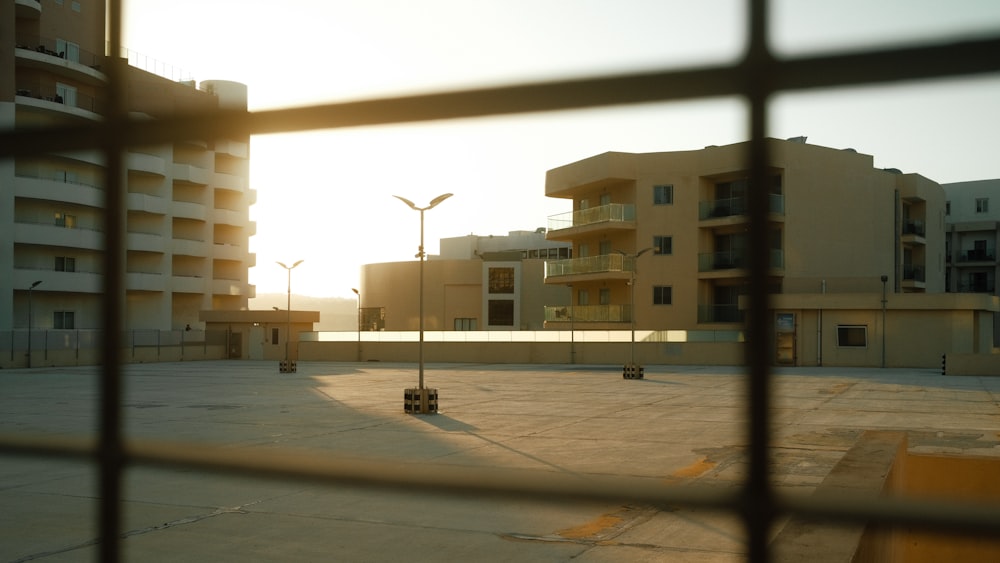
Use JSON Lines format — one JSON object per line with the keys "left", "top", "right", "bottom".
{"left": 276, "top": 260, "right": 303, "bottom": 372}
{"left": 616, "top": 248, "right": 653, "bottom": 379}
{"left": 27, "top": 280, "right": 42, "bottom": 368}
{"left": 394, "top": 192, "right": 453, "bottom": 414}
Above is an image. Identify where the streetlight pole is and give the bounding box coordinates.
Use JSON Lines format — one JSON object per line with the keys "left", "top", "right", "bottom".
{"left": 394, "top": 193, "right": 452, "bottom": 414}
{"left": 616, "top": 248, "right": 652, "bottom": 379}
{"left": 881, "top": 274, "right": 888, "bottom": 368}
{"left": 352, "top": 288, "right": 361, "bottom": 361}
{"left": 276, "top": 260, "right": 303, "bottom": 372}
{"left": 27, "top": 280, "right": 42, "bottom": 368}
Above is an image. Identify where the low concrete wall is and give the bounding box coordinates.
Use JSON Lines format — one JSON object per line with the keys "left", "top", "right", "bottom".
{"left": 298, "top": 341, "right": 746, "bottom": 366}
{"left": 944, "top": 352, "right": 1000, "bottom": 376}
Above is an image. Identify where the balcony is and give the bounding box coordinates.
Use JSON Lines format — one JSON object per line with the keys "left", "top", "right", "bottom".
{"left": 901, "top": 219, "right": 926, "bottom": 244}
{"left": 545, "top": 253, "right": 634, "bottom": 281}
{"left": 213, "top": 243, "right": 245, "bottom": 261}
{"left": 698, "top": 249, "right": 784, "bottom": 274}
{"left": 127, "top": 193, "right": 168, "bottom": 215}
{"left": 127, "top": 231, "right": 166, "bottom": 253}
{"left": 172, "top": 164, "right": 210, "bottom": 185}
{"left": 957, "top": 282, "right": 996, "bottom": 293}
{"left": 698, "top": 304, "right": 744, "bottom": 324}
{"left": 173, "top": 238, "right": 209, "bottom": 257}
{"left": 214, "top": 172, "right": 246, "bottom": 193}
{"left": 14, "top": 221, "right": 102, "bottom": 250}
{"left": 546, "top": 203, "right": 635, "bottom": 239}
{"left": 172, "top": 200, "right": 207, "bottom": 221}
{"left": 699, "top": 195, "right": 785, "bottom": 221}
{"left": 14, "top": 36, "right": 106, "bottom": 86}
{"left": 172, "top": 275, "right": 206, "bottom": 294}
{"left": 126, "top": 272, "right": 166, "bottom": 292}
{"left": 213, "top": 207, "right": 245, "bottom": 226}
{"left": 212, "top": 278, "right": 250, "bottom": 296}
{"left": 957, "top": 249, "right": 996, "bottom": 263}
{"left": 544, "top": 305, "right": 630, "bottom": 323}
{"left": 15, "top": 0, "right": 42, "bottom": 18}
{"left": 15, "top": 89, "right": 102, "bottom": 120}
{"left": 15, "top": 175, "right": 103, "bottom": 208}
{"left": 128, "top": 152, "right": 166, "bottom": 176}
{"left": 902, "top": 264, "right": 926, "bottom": 290}
{"left": 14, "top": 268, "right": 103, "bottom": 294}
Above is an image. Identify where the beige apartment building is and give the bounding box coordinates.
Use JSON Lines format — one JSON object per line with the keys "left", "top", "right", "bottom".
{"left": 2, "top": 1, "right": 255, "bottom": 340}
{"left": 540, "top": 138, "right": 996, "bottom": 367}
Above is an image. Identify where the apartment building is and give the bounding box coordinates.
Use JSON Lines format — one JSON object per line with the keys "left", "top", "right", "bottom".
{"left": 359, "top": 230, "right": 570, "bottom": 331}
{"left": 944, "top": 179, "right": 1000, "bottom": 294}
{"left": 2, "top": 0, "right": 255, "bottom": 335}
{"left": 543, "top": 138, "right": 946, "bottom": 332}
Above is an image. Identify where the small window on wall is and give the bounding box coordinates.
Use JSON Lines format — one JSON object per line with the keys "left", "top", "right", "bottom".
{"left": 55, "top": 256, "right": 76, "bottom": 272}
{"left": 653, "top": 184, "right": 673, "bottom": 205}
{"left": 653, "top": 236, "right": 672, "bottom": 255}
{"left": 271, "top": 328, "right": 280, "bottom": 345}
{"left": 454, "top": 318, "right": 477, "bottom": 331}
{"left": 54, "top": 311, "right": 75, "bottom": 329}
{"left": 837, "top": 325, "right": 867, "bottom": 348}
{"left": 653, "top": 286, "right": 672, "bottom": 305}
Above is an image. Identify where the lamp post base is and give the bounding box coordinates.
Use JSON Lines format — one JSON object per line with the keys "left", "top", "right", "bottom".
{"left": 279, "top": 360, "right": 297, "bottom": 373}
{"left": 622, "top": 363, "right": 644, "bottom": 380}
{"left": 404, "top": 387, "right": 438, "bottom": 414}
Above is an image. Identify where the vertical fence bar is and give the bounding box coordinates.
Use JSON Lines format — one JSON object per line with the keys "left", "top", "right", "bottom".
{"left": 99, "top": 0, "right": 125, "bottom": 560}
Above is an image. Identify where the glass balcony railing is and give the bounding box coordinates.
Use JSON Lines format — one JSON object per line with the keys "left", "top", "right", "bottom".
{"left": 699, "top": 194, "right": 785, "bottom": 220}
{"left": 543, "top": 305, "right": 630, "bottom": 323}
{"left": 545, "top": 253, "right": 633, "bottom": 278}
{"left": 698, "top": 249, "right": 784, "bottom": 272}
{"left": 903, "top": 265, "right": 925, "bottom": 282}
{"left": 902, "top": 219, "right": 926, "bottom": 237}
{"left": 958, "top": 249, "right": 996, "bottom": 262}
{"left": 547, "top": 203, "right": 635, "bottom": 232}
{"left": 698, "top": 304, "right": 744, "bottom": 323}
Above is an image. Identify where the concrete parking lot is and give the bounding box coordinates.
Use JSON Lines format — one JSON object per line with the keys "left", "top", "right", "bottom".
{"left": 2, "top": 361, "right": 999, "bottom": 562}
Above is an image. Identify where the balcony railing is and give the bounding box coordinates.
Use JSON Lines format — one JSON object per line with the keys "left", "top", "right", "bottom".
{"left": 544, "top": 305, "right": 630, "bottom": 323}
{"left": 15, "top": 33, "right": 104, "bottom": 68}
{"left": 903, "top": 265, "right": 925, "bottom": 282}
{"left": 698, "top": 249, "right": 784, "bottom": 272}
{"left": 698, "top": 304, "right": 744, "bottom": 323}
{"left": 957, "top": 282, "right": 996, "bottom": 293}
{"left": 958, "top": 249, "right": 996, "bottom": 262}
{"left": 547, "top": 203, "right": 635, "bottom": 232}
{"left": 545, "top": 253, "right": 633, "bottom": 278}
{"left": 699, "top": 194, "right": 784, "bottom": 220}
{"left": 902, "top": 219, "right": 926, "bottom": 237}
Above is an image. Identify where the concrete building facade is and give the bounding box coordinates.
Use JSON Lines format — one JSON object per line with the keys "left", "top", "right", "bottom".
{"left": 2, "top": 0, "right": 255, "bottom": 338}
{"left": 944, "top": 179, "right": 1000, "bottom": 295}
{"left": 358, "top": 230, "right": 571, "bottom": 331}
{"left": 542, "top": 137, "right": 947, "bottom": 331}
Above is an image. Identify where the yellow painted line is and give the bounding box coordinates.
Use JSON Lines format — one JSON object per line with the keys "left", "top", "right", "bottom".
{"left": 557, "top": 513, "right": 624, "bottom": 540}
{"left": 668, "top": 456, "right": 717, "bottom": 480}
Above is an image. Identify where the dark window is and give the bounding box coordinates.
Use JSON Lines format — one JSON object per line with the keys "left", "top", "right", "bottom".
{"left": 55, "top": 256, "right": 76, "bottom": 272}
{"left": 653, "top": 286, "right": 672, "bottom": 305}
{"left": 837, "top": 325, "right": 867, "bottom": 347}
{"left": 271, "top": 327, "right": 279, "bottom": 345}
{"left": 454, "top": 317, "right": 476, "bottom": 330}
{"left": 653, "top": 235, "right": 672, "bottom": 255}
{"left": 488, "top": 267, "right": 515, "bottom": 294}
{"left": 653, "top": 184, "right": 673, "bottom": 205}
{"left": 487, "top": 300, "right": 514, "bottom": 326}
{"left": 53, "top": 311, "right": 75, "bottom": 329}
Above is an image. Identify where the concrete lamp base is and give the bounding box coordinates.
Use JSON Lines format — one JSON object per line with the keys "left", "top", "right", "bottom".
{"left": 623, "top": 363, "right": 644, "bottom": 380}
{"left": 404, "top": 387, "right": 438, "bottom": 414}
{"left": 279, "top": 360, "right": 297, "bottom": 373}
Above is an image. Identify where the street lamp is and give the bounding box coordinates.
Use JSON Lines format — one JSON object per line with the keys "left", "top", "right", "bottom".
{"left": 276, "top": 260, "right": 303, "bottom": 372}
{"left": 616, "top": 248, "right": 653, "bottom": 379}
{"left": 394, "top": 192, "right": 453, "bottom": 414}
{"left": 27, "top": 280, "right": 42, "bottom": 368}
{"left": 352, "top": 288, "right": 361, "bottom": 361}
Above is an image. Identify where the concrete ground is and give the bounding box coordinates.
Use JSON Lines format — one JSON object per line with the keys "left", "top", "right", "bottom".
{"left": 1, "top": 361, "right": 998, "bottom": 562}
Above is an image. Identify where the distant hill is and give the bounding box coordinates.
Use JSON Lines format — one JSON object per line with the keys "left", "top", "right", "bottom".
{"left": 249, "top": 294, "right": 356, "bottom": 331}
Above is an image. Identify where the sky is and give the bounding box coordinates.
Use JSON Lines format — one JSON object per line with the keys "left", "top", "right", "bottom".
{"left": 121, "top": 0, "right": 1000, "bottom": 299}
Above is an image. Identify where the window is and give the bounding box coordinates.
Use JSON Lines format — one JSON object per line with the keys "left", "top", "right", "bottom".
{"left": 653, "top": 184, "right": 673, "bottom": 205}
{"left": 976, "top": 198, "right": 989, "bottom": 213}
{"left": 837, "top": 325, "right": 868, "bottom": 348}
{"left": 488, "top": 267, "right": 514, "bottom": 294}
{"left": 599, "top": 193, "right": 611, "bottom": 206}
{"left": 56, "top": 82, "right": 77, "bottom": 106}
{"left": 599, "top": 288, "right": 610, "bottom": 305}
{"left": 55, "top": 256, "right": 76, "bottom": 272}
{"left": 599, "top": 240, "right": 612, "bottom": 255}
{"left": 945, "top": 201, "right": 951, "bottom": 215}
{"left": 53, "top": 311, "right": 74, "bottom": 329}
{"left": 577, "top": 289, "right": 589, "bottom": 306}
{"left": 653, "top": 235, "right": 672, "bottom": 255}
{"left": 54, "top": 212, "right": 76, "bottom": 228}
{"left": 487, "top": 300, "right": 514, "bottom": 326}
{"left": 578, "top": 243, "right": 589, "bottom": 258}
{"left": 271, "top": 328, "right": 279, "bottom": 345}
{"left": 653, "top": 286, "right": 672, "bottom": 305}
{"left": 55, "top": 39, "right": 80, "bottom": 63}
{"left": 454, "top": 317, "right": 477, "bottom": 331}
